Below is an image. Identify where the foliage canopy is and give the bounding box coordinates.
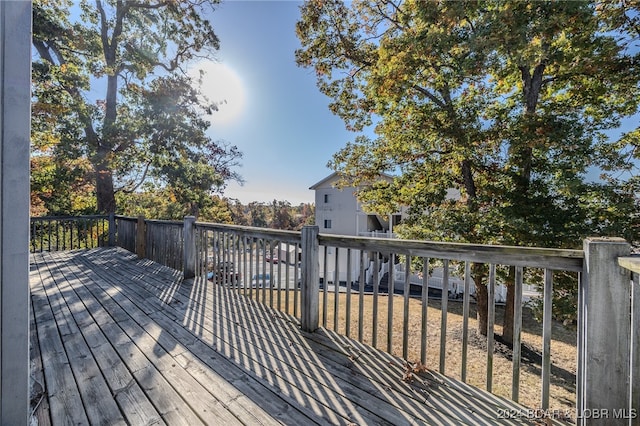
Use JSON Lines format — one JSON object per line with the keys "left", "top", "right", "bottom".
{"left": 32, "top": 0, "right": 243, "bottom": 216}
{"left": 296, "top": 0, "right": 640, "bottom": 328}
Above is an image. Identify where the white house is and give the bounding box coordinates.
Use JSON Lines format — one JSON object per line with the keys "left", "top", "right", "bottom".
{"left": 309, "top": 172, "right": 407, "bottom": 285}
{"left": 308, "top": 172, "right": 516, "bottom": 302}
{"left": 309, "top": 172, "right": 407, "bottom": 238}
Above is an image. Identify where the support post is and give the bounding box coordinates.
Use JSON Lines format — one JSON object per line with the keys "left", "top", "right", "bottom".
{"left": 579, "top": 237, "right": 632, "bottom": 425}
{"left": 1, "top": 1, "right": 31, "bottom": 423}
{"left": 108, "top": 212, "right": 116, "bottom": 246}
{"left": 136, "top": 215, "right": 146, "bottom": 259}
{"left": 183, "top": 216, "right": 196, "bottom": 279}
{"left": 300, "top": 226, "right": 319, "bottom": 332}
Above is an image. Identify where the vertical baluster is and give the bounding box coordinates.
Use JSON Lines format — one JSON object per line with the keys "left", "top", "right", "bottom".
{"left": 83, "top": 219, "right": 88, "bottom": 248}
{"left": 322, "top": 245, "right": 328, "bottom": 328}
{"left": 236, "top": 233, "right": 241, "bottom": 290}
{"left": 268, "top": 240, "right": 275, "bottom": 307}
{"left": 345, "top": 249, "right": 352, "bottom": 338}
{"left": 439, "top": 259, "right": 449, "bottom": 374}
{"left": 461, "top": 261, "right": 471, "bottom": 382}
{"left": 334, "top": 247, "right": 340, "bottom": 332}
{"left": 276, "top": 241, "right": 282, "bottom": 310}
{"left": 284, "top": 242, "right": 291, "bottom": 312}
{"left": 243, "top": 237, "right": 248, "bottom": 297}
{"left": 214, "top": 231, "right": 221, "bottom": 282}
{"left": 402, "top": 255, "right": 411, "bottom": 360}
{"left": 262, "top": 238, "right": 268, "bottom": 305}
{"left": 293, "top": 242, "right": 300, "bottom": 319}
{"left": 227, "top": 232, "right": 233, "bottom": 287}
{"left": 372, "top": 254, "right": 380, "bottom": 348}
{"left": 358, "top": 250, "right": 365, "bottom": 343}
{"left": 487, "top": 264, "right": 496, "bottom": 392}
{"left": 420, "top": 257, "right": 430, "bottom": 366}
{"left": 512, "top": 266, "right": 524, "bottom": 402}
{"left": 541, "top": 268, "right": 553, "bottom": 409}
{"left": 248, "top": 237, "right": 254, "bottom": 299}
{"left": 55, "top": 219, "right": 60, "bottom": 251}
{"left": 203, "top": 228, "right": 208, "bottom": 276}
{"left": 387, "top": 253, "right": 395, "bottom": 354}
{"left": 32, "top": 220, "right": 37, "bottom": 252}
{"left": 89, "top": 218, "right": 93, "bottom": 248}
{"left": 258, "top": 237, "right": 264, "bottom": 299}
{"left": 197, "top": 228, "right": 202, "bottom": 277}
{"left": 229, "top": 233, "right": 235, "bottom": 289}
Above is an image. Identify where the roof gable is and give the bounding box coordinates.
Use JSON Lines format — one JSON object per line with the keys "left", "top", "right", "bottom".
{"left": 309, "top": 172, "right": 394, "bottom": 190}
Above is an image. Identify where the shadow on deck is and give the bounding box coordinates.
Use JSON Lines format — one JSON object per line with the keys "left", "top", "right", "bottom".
{"left": 29, "top": 247, "right": 563, "bottom": 425}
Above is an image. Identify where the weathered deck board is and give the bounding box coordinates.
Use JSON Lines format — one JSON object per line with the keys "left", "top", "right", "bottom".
{"left": 29, "top": 284, "right": 51, "bottom": 426}
{"left": 30, "top": 248, "right": 564, "bottom": 425}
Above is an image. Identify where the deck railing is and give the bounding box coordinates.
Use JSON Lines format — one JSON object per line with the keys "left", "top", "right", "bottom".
{"left": 113, "top": 215, "right": 137, "bottom": 253}
{"left": 29, "top": 215, "right": 113, "bottom": 252}
{"left": 29, "top": 214, "right": 640, "bottom": 424}
{"left": 313, "top": 232, "right": 584, "bottom": 409}
{"left": 193, "top": 221, "right": 304, "bottom": 318}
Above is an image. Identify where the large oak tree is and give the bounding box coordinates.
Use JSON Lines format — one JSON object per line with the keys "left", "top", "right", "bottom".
{"left": 32, "top": 0, "right": 242, "bottom": 215}
{"left": 296, "top": 0, "right": 640, "bottom": 341}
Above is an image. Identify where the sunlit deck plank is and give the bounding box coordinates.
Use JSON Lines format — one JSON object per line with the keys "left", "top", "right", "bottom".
{"left": 30, "top": 248, "right": 558, "bottom": 425}
{"left": 30, "top": 257, "right": 106, "bottom": 425}
{"left": 80, "top": 250, "right": 444, "bottom": 425}
{"left": 28, "top": 280, "right": 51, "bottom": 426}
{"left": 73, "top": 250, "right": 384, "bottom": 425}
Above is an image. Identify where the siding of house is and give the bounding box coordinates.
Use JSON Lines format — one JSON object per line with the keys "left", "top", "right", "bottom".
{"left": 313, "top": 183, "right": 359, "bottom": 236}
{"left": 310, "top": 173, "right": 405, "bottom": 282}
{"left": 310, "top": 172, "right": 405, "bottom": 238}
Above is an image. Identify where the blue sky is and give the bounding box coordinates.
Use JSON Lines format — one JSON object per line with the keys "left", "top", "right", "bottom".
{"left": 198, "top": 1, "right": 640, "bottom": 204}
{"left": 198, "top": 0, "right": 359, "bottom": 205}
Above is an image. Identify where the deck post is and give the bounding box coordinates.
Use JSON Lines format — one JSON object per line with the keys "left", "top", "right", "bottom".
{"left": 579, "top": 237, "right": 632, "bottom": 425}
{"left": 300, "top": 226, "right": 320, "bottom": 332}
{"left": 108, "top": 212, "right": 116, "bottom": 246}
{"left": 0, "top": 1, "right": 32, "bottom": 423}
{"left": 183, "top": 216, "right": 196, "bottom": 279}
{"left": 136, "top": 215, "right": 146, "bottom": 259}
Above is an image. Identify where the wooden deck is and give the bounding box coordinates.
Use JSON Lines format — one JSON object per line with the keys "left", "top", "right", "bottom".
{"left": 29, "top": 247, "right": 560, "bottom": 425}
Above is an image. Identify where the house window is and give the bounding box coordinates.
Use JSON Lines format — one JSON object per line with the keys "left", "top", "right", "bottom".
{"left": 324, "top": 194, "right": 329, "bottom": 203}
{"left": 324, "top": 219, "right": 332, "bottom": 229}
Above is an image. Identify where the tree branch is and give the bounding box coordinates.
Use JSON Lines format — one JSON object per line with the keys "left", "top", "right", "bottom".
{"left": 412, "top": 84, "right": 446, "bottom": 109}
{"left": 116, "top": 161, "right": 152, "bottom": 193}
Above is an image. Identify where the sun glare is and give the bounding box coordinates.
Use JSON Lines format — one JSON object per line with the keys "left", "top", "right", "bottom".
{"left": 191, "top": 61, "right": 246, "bottom": 125}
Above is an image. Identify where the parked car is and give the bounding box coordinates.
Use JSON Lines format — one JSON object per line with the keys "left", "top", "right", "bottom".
{"left": 373, "top": 261, "right": 470, "bottom": 299}
{"left": 265, "top": 253, "right": 279, "bottom": 264}
{"left": 250, "top": 273, "right": 272, "bottom": 288}
{"left": 207, "top": 261, "right": 241, "bottom": 284}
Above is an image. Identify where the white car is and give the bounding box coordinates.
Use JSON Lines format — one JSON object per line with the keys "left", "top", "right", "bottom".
{"left": 250, "top": 273, "right": 272, "bottom": 288}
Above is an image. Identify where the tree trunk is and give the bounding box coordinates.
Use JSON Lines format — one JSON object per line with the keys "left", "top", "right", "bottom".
{"left": 96, "top": 160, "right": 116, "bottom": 213}
{"left": 501, "top": 266, "right": 518, "bottom": 346}
{"left": 476, "top": 282, "right": 488, "bottom": 336}
{"left": 472, "top": 263, "right": 489, "bottom": 336}
{"left": 502, "top": 282, "right": 515, "bottom": 345}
